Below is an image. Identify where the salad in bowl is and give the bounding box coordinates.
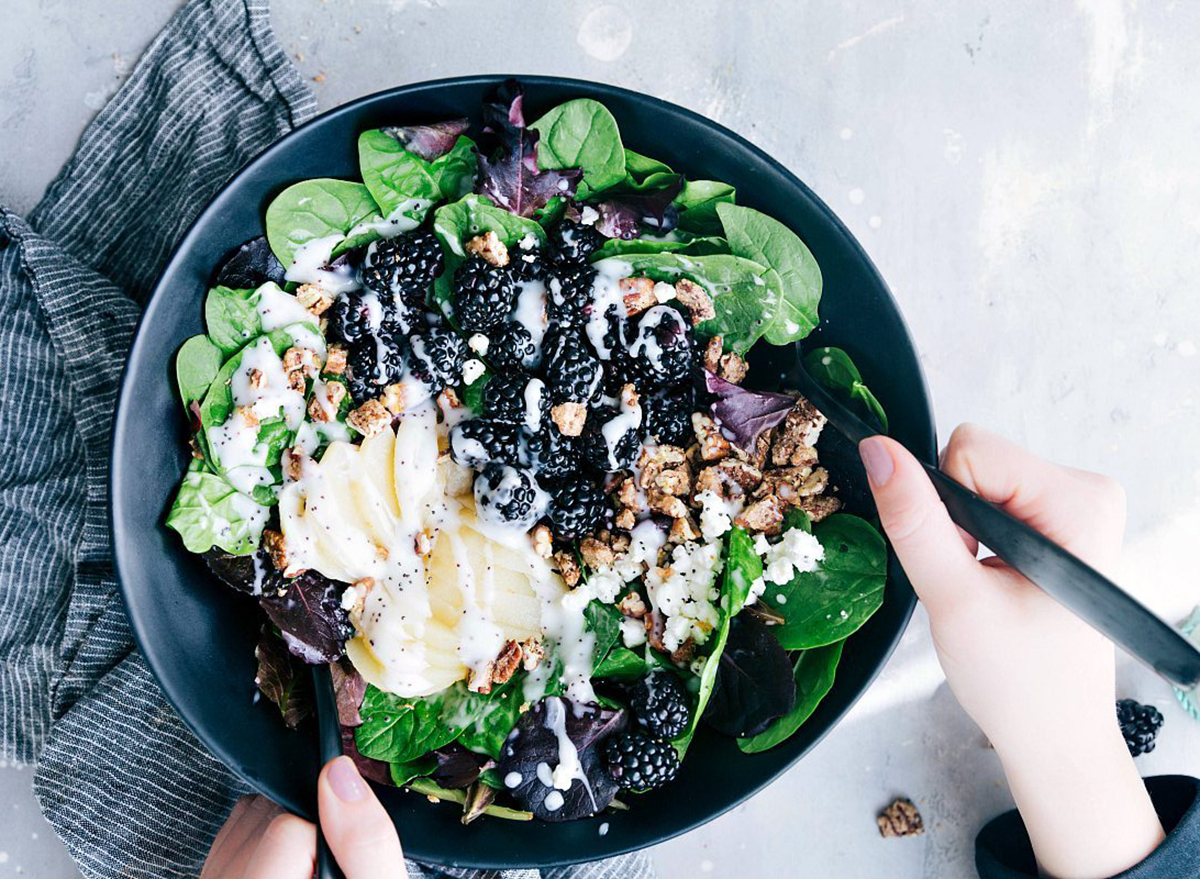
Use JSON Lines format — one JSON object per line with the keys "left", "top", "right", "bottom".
{"left": 165, "top": 79, "right": 890, "bottom": 825}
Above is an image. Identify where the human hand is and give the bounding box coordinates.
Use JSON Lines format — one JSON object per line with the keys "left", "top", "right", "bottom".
{"left": 859, "top": 425, "right": 1163, "bottom": 878}
{"left": 201, "top": 756, "right": 405, "bottom": 878}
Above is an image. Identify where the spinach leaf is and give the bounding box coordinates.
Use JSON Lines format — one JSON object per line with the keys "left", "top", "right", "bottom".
{"left": 585, "top": 600, "right": 623, "bottom": 668}
{"left": 264, "top": 178, "right": 382, "bottom": 270}
{"left": 803, "top": 346, "right": 889, "bottom": 433}
{"left": 175, "top": 335, "right": 223, "bottom": 407}
{"left": 737, "top": 641, "right": 844, "bottom": 754}
{"left": 443, "top": 681, "right": 525, "bottom": 760}
{"left": 165, "top": 468, "right": 269, "bottom": 555}
{"left": 197, "top": 328, "right": 295, "bottom": 431}
{"left": 357, "top": 128, "right": 477, "bottom": 218}
{"left": 355, "top": 685, "right": 462, "bottom": 764}
{"left": 672, "top": 527, "right": 761, "bottom": 756}
{"left": 406, "top": 778, "right": 534, "bottom": 821}
{"left": 675, "top": 180, "right": 736, "bottom": 235}
{"left": 593, "top": 646, "right": 649, "bottom": 679}
{"left": 766, "top": 514, "right": 887, "bottom": 649}
{"left": 204, "top": 286, "right": 261, "bottom": 357}
{"left": 460, "top": 367, "right": 490, "bottom": 415}
{"left": 717, "top": 203, "right": 822, "bottom": 345}
{"left": 619, "top": 149, "right": 677, "bottom": 192}
{"left": 432, "top": 193, "right": 546, "bottom": 308}
{"left": 530, "top": 99, "right": 626, "bottom": 197}
{"left": 389, "top": 756, "right": 438, "bottom": 786}
{"left": 591, "top": 234, "right": 729, "bottom": 260}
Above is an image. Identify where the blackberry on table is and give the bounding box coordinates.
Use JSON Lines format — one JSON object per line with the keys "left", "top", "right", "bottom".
{"left": 547, "top": 264, "right": 596, "bottom": 329}
{"left": 484, "top": 373, "right": 548, "bottom": 427}
{"left": 642, "top": 387, "right": 695, "bottom": 446}
{"left": 548, "top": 219, "right": 604, "bottom": 265}
{"left": 582, "top": 405, "right": 641, "bottom": 474}
{"left": 453, "top": 256, "right": 516, "bottom": 332}
{"left": 545, "top": 332, "right": 602, "bottom": 405}
{"left": 524, "top": 427, "right": 580, "bottom": 485}
{"left": 1117, "top": 699, "right": 1164, "bottom": 756}
{"left": 474, "top": 463, "right": 544, "bottom": 529}
{"left": 449, "top": 419, "right": 524, "bottom": 469}
{"left": 629, "top": 672, "right": 691, "bottom": 740}
{"left": 546, "top": 479, "right": 606, "bottom": 539}
{"left": 361, "top": 230, "right": 444, "bottom": 308}
{"left": 627, "top": 305, "right": 694, "bottom": 388}
{"left": 408, "top": 327, "right": 467, "bottom": 391}
{"left": 604, "top": 731, "right": 680, "bottom": 792}
{"left": 488, "top": 321, "right": 541, "bottom": 373}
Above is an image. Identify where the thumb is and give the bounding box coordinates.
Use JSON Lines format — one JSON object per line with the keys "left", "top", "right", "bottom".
{"left": 318, "top": 756, "right": 406, "bottom": 878}
{"left": 859, "top": 436, "right": 978, "bottom": 611}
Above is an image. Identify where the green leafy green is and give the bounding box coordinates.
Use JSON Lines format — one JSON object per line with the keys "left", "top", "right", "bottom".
{"left": 356, "top": 686, "right": 462, "bottom": 764}
{"left": 737, "top": 641, "right": 844, "bottom": 753}
{"left": 406, "top": 778, "right": 534, "bottom": 821}
{"left": 803, "top": 346, "right": 889, "bottom": 432}
{"left": 530, "top": 99, "right": 626, "bottom": 196}
{"left": 264, "top": 178, "right": 382, "bottom": 270}
{"left": 717, "top": 202, "right": 822, "bottom": 345}
{"left": 585, "top": 600, "right": 623, "bottom": 668}
{"left": 389, "top": 755, "right": 437, "bottom": 786}
{"left": 593, "top": 646, "right": 649, "bottom": 680}
{"left": 165, "top": 466, "right": 269, "bottom": 555}
{"left": 461, "top": 368, "right": 491, "bottom": 415}
{"left": 672, "top": 527, "right": 761, "bottom": 756}
{"left": 765, "top": 515, "right": 887, "bottom": 649}
{"left": 432, "top": 193, "right": 547, "bottom": 308}
{"left": 204, "top": 286, "right": 261, "bottom": 357}
{"left": 675, "top": 180, "right": 736, "bottom": 235}
{"left": 443, "top": 681, "right": 525, "bottom": 760}
{"left": 357, "top": 129, "right": 477, "bottom": 219}
{"left": 197, "top": 328, "right": 296, "bottom": 432}
{"left": 175, "top": 335, "right": 223, "bottom": 407}
{"left": 591, "top": 233, "right": 729, "bottom": 260}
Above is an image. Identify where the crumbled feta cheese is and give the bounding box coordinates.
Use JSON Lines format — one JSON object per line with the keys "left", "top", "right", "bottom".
{"left": 762, "top": 527, "right": 825, "bottom": 585}
{"left": 753, "top": 533, "right": 771, "bottom": 556}
{"left": 620, "top": 616, "right": 647, "bottom": 648}
{"left": 518, "top": 232, "right": 539, "bottom": 251}
{"left": 461, "top": 358, "right": 486, "bottom": 385}
{"left": 340, "top": 586, "right": 358, "bottom": 611}
{"left": 695, "top": 490, "right": 739, "bottom": 541}
{"left": 468, "top": 333, "right": 489, "bottom": 355}
{"left": 747, "top": 576, "right": 766, "bottom": 604}
{"left": 588, "top": 569, "right": 623, "bottom": 604}
{"left": 652, "top": 281, "right": 676, "bottom": 304}
{"left": 579, "top": 205, "right": 600, "bottom": 226}
{"left": 646, "top": 540, "right": 724, "bottom": 652}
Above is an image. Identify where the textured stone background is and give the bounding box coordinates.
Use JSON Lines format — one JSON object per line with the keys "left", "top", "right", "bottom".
{"left": 2, "top": 1, "right": 1199, "bottom": 877}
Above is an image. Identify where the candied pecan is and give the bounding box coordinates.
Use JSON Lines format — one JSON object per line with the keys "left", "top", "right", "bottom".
{"left": 579, "top": 535, "right": 617, "bottom": 569}
{"left": 797, "top": 493, "right": 841, "bottom": 523}
{"left": 324, "top": 343, "right": 348, "bottom": 375}
{"left": 283, "top": 448, "right": 306, "bottom": 482}
{"left": 771, "top": 398, "right": 827, "bottom": 467}
{"left": 692, "top": 413, "right": 732, "bottom": 461}
{"left": 648, "top": 490, "right": 688, "bottom": 520}
{"left": 717, "top": 352, "right": 748, "bottom": 385}
{"left": 674, "top": 278, "right": 716, "bottom": 325}
{"left": 552, "top": 551, "right": 582, "bottom": 587}
{"left": 295, "top": 283, "right": 334, "bottom": 316}
{"left": 652, "top": 466, "right": 692, "bottom": 498}
{"left": 530, "top": 524, "right": 553, "bottom": 559}
{"left": 261, "top": 529, "right": 289, "bottom": 572}
{"left": 877, "top": 799, "right": 924, "bottom": 838}
{"left": 618, "top": 591, "right": 647, "bottom": 618}
{"left": 619, "top": 277, "right": 656, "bottom": 316}
{"left": 551, "top": 402, "right": 587, "bottom": 437}
{"left": 464, "top": 231, "right": 510, "bottom": 266}
{"left": 614, "top": 507, "right": 637, "bottom": 530}
{"left": 247, "top": 368, "right": 266, "bottom": 389}
{"left": 670, "top": 638, "right": 699, "bottom": 666}
{"left": 668, "top": 514, "right": 700, "bottom": 544}
{"left": 519, "top": 637, "right": 545, "bottom": 671}
{"left": 490, "top": 640, "right": 523, "bottom": 686}
{"left": 735, "top": 495, "right": 785, "bottom": 535}
{"left": 703, "top": 335, "right": 724, "bottom": 372}
{"left": 347, "top": 399, "right": 391, "bottom": 437}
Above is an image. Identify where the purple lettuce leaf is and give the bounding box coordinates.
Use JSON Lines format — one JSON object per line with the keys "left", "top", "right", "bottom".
{"left": 330, "top": 658, "right": 366, "bottom": 727}
{"left": 431, "top": 742, "right": 494, "bottom": 790}
{"left": 379, "top": 118, "right": 471, "bottom": 161}
{"left": 495, "top": 696, "right": 626, "bottom": 821}
{"left": 594, "top": 177, "right": 684, "bottom": 239}
{"left": 254, "top": 626, "right": 313, "bottom": 730}
{"left": 340, "top": 726, "right": 392, "bottom": 785}
{"left": 705, "top": 370, "right": 797, "bottom": 452}
{"left": 477, "top": 79, "right": 581, "bottom": 218}
{"left": 215, "top": 236, "right": 286, "bottom": 289}
{"left": 259, "top": 570, "right": 354, "bottom": 664}
{"left": 704, "top": 614, "right": 796, "bottom": 737}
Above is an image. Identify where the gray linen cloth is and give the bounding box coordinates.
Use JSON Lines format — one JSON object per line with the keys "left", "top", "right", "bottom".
{"left": 0, "top": 1, "right": 653, "bottom": 877}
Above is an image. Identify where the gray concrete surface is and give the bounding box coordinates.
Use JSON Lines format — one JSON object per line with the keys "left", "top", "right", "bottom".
{"left": 3, "top": 1, "right": 1200, "bottom": 877}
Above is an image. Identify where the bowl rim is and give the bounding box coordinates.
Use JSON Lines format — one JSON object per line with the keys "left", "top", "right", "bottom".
{"left": 111, "top": 73, "right": 935, "bottom": 865}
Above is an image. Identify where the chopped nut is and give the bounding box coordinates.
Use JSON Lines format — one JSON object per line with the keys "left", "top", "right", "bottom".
{"left": 692, "top": 459, "right": 764, "bottom": 504}
{"left": 670, "top": 638, "right": 699, "bottom": 666}
{"left": 467, "top": 662, "right": 495, "bottom": 694}
{"left": 645, "top": 610, "right": 667, "bottom": 653}
{"left": 717, "top": 352, "right": 749, "bottom": 384}
{"left": 261, "top": 529, "right": 289, "bottom": 572}
{"left": 283, "top": 448, "right": 307, "bottom": 482}
{"left": 307, "top": 394, "right": 333, "bottom": 423}
{"left": 464, "top": 230, "right": 510, "bottom": 266}
{"left": 414, "top": 530, "right": 434, "bottom": 556}
{"left": 615, "top": 507, "right": 637, "bottom": 530}
{"left": 669, "top": 514, "right": 700, "bottom": 543}
{"left": 325, "top": 380, "right": 347, "bottom": 407}
{"left": 347, "top": 399, "right": 391, "bottom": 437}
{"left": 437, "top": 387, "right": 462, "bottom": 413}
{"left": 580, "top": 536, "right": 617, "bottom": 569}
{"left": 552, "top": 551, "right": 582, "bottom": 587}
{"left": 283, "top": 346, "right": 320, "bottom": 380}
{"left": 877, "top": 799, "right": 924, "bottom": 838}
{"left": 324, "top": 344, "right": 348, "bottom": 375}
{"left": 703, "top": 335, "right": 724, "bottom": 372}
{"left": 618, "top": 591, "right": 647, "bottom": 618}
{"left": 648, "top": 490, "right": 689, "bottom": 519}
{"left": 551, "top": 402, "right": 587, "bottom": 437}
{"left": 236, "top": 405, "right": 259, "bottom": 429}
{"left": 692, "top": 413, "right": 732, "bottom": 461}
{"left": 519, "top": 637, "right": 545, "bottom": 671}
{"left": 490, "top": 640, "right": 523, "bottom": 687}
{"left": 615, "top": 477, "right": 645, "bottom": 512}
{"left": 286, "top": 369, "right": 306, "bottom": 393}
{"left": 674, "top": 278, "right": 716, "bottom": 325}
{"left": 797, "top": 493, "right": 841, "bottom": 523}
{"left": 735, "top": 494, "right": 785, "bottom": 535}
{"left": 619, "top": 277, "right": 657, "bottom": 315}
{"left": 771, "top": 398, "right": 827, "bottom": 467}
{"left": 247, "top": 368, "right": 267, "bottom": 389}
{"left": 295, "top": 283, "right": 334, "bottom": 316}
{"left": 530, "top": 524, "right": 553, "bottom": 559}
{"left": 381, "top": 383, "right": 408, "bottom": 415}
{"left": 757, "top": 466, "right": 828, "bottom": 506}
{"left": 610, "top": 531, "right": 631, "bottom": 554}
{"left": 618, "top": 382, "right": 640, "bottom": 410}
{"left": 636, "top": 444, "right": 688, "bottom": 491}
{"left": 652, "top": 466, "right": 692, "bottom": 498}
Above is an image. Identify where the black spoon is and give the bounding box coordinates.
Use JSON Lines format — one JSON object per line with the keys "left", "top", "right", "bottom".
{"left": 312, "top": 664, "right": 346, "bottom": 879}
{"left": 789, "top": 358, "right": 1200, "bottom": 689}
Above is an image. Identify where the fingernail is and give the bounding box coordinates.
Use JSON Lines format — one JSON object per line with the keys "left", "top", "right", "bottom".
{"left": 327, "top": 756, "right": 367, "bottom": 803}
{"left": 859, "top": 437, "right": 894, "bottom": 487}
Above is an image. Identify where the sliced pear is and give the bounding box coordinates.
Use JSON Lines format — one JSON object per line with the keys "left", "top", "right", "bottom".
{"left": 393, "top": 402, "right": 440, "bottom": 528}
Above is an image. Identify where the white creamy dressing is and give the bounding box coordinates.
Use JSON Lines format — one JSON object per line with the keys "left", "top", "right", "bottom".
{"left": 255, "top": 282, "right": 313, "bottom": 331}
{"left": 511, "top": 278, "right": 549, "bottom": 368}
{"left": 349, "top": 198, "right": 430, "bottom": 241}
{"left": 583, "top": 258, "right": 633, "bottom": 360}
{"left": 522, "top": 378, "right": 545, "bottom": 431}
{"left": 285, "top": 234, "right": 360, "bottom": 293}
{"left": 599, "top": 392, "right": 643, "bottom": 470}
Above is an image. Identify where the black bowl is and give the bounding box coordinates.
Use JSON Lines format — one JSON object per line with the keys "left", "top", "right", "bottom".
{"left": 111, "top": 75, "right": 935, "bottom": 869}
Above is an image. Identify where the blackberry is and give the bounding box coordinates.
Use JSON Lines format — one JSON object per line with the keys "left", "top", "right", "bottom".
{"left": 346, "top": 325, "right": 406, "bottom": 402}
{"left": 604, "top": 731, "right": 680, "bottom": 792}
{"left": 1117, "top": 699, "right": 1164, "bottom": 756}
{"left": 548, "top": 219, "right": 604, "bottom": 265}
{"left": 327, "top": 291, "right": 370, "bottom": 345}
{"left": 582, "top": 405, "right": 641, "bottom": 474}
{"left": 484, "top": 373, "right": 548, "bottom": 427}
{"left": 510, "top": 244, "right": 548, "bottom": 281}
{"left": 487, "top": 321, "right": 541, "bottom": 373}
{"left": 453, "top": 257, "right": 516, "bottom": 332}
{"left": 629, "top": 672, "right": 691, "bottom": 740}
{"left": 449, "top": 419, "right": 523, "bottom": 469}
{"left": 627, "top": 305, "right": 694, "bottom": 387}
{"left": 545, "top": 332, "right": 602, "bottom": 405}
{"left": 524, "top": 427, "right": 580, "bottom": 485}
{"left": 547, "top": 479, "right": 606, "bottom": 539}
{"left": 547, "top": 264, "right": 596, "bottom": 329}
{"left": 474, "top": 464, "right": 544, "bottom": 529}
{"left": 360, "top": 230, "right": 444, "bottom": 308}
{"left": 408, "top": 327, "right": 467, "bottom": 391}
{"left": 642, "top": 387, "right": 695, "bottom": 446}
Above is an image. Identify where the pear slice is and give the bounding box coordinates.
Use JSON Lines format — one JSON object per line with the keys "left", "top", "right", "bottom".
{"left": 393, "top": 402, "right": 440, "bottom": 528}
